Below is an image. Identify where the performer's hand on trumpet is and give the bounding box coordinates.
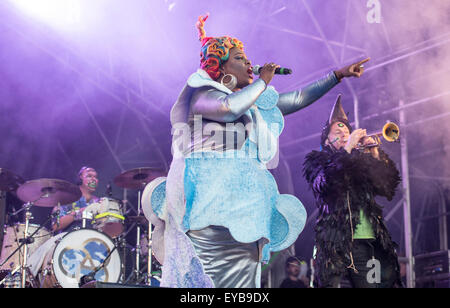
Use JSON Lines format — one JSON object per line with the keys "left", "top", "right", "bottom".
{"left": 360, "top": 135, "right": 380, "bottom": 159}
{"left": 334, "top": 58, "right": 370, "bottom": 80}
{"left": 344, "top": 128, "right": 380, "bottom": 159}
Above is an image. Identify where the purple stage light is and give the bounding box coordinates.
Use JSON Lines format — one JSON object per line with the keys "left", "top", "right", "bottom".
{"left": 9, "top": 0, "right": 81, "bottom": 29}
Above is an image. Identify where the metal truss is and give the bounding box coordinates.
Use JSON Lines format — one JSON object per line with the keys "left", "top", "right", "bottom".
{"left": 257, "top": 0, "right": 450, "bottom": 288}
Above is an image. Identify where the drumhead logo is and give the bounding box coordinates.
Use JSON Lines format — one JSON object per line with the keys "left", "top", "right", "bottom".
{"left": 58, "top": 239, "right": 111, "bottom": 282}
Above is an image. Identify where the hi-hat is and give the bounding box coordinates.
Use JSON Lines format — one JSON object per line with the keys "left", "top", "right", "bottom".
{"left": 0, "top": 168, "right": 25, "bottom": 192}
{"left": 113, "top": 167, "right": 166, "bottom": 190}
{"left": 17, "top": 178, "right": 81, "bottom": 207}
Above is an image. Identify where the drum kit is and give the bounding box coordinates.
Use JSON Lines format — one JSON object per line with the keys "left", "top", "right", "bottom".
{"left": 0, "top": 167, "right": 166, "bottom": 288}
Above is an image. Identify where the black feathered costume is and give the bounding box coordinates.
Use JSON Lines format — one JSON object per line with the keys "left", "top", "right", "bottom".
{"left": 303, "top": 95, "right": 402, "bottom": 287}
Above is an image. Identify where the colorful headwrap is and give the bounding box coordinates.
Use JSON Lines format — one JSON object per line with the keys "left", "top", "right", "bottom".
{"left": 196, "top": 14, "right": 244, "bottom": 80}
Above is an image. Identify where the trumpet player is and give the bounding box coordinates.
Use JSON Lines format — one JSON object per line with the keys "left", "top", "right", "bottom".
{"left": 303, "top": 95, "right": 403, "bottom": 288}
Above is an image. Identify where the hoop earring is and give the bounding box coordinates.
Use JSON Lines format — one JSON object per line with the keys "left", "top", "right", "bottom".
{"left": 221, "top": 74, "right": 237, "bottom": 90}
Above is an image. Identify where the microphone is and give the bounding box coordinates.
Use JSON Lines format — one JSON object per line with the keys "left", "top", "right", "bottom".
{"left": 252, "top": 65, "right": 292, "bottom": 75}
{"left": 329, "top": 137, "right": 340, "bottom": 144}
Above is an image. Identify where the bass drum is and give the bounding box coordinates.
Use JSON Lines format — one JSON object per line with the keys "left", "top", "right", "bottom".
{"left": 46, "top": 229, "right": 122, "bottom": 288}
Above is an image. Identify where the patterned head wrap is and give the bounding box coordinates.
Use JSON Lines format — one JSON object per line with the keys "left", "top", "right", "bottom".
{"left": 196, "top": 14, "right": 244, "bottom": 81}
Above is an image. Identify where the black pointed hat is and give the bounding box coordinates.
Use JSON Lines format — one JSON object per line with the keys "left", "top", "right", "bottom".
{"left": 320, "top": 94, "right": 353, "bottom": 147}
{"left": 329, "top": 94, "right": 348, "bottom": 124}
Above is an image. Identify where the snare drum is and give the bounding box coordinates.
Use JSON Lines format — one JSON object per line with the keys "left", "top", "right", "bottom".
{"left": 0, "top": 224, "right": 51, "bottom": 271}
{"left": 40, "top": 229, "right": 122, "bottom": 288}
{"left": 85, "top": 198, "right": 124, "bottom": 238}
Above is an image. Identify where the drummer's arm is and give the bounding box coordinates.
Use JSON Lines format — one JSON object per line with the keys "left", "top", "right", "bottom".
{"left": 52, "top": 212, "right": 76, "bottom": 232}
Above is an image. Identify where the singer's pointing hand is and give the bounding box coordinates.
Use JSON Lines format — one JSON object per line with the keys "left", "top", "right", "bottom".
{"left": 335, "top": 57, "right": 370, "bottom": 80}
{"left": 259, "top": 62, "right": 280, "bottom": 86}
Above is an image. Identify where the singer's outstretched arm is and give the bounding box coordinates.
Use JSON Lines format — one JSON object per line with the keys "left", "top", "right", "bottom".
{"left": 277, "top": 71, "right": 339, "bottom": 116}
{"left": 277, "top": 58, "right": 370, "bottom": 116}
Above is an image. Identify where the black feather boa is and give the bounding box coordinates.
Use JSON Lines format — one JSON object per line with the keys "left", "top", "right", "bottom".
{"left": 303, "top": 146, "right": 402, "bottom": 286}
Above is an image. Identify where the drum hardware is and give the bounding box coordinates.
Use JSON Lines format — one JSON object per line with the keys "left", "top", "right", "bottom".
{"left": 113, "top": 236, "right": 130, "bottom": 283}
{"left": 81, "top": 207, "right": 93, "bottom": 229}
{"left": 117, "top": 217, "right": 140, "bottom": 284}
{"left": 1, "top": 169, "right": 24, "bottom": 259}
{"left": 122, "top": 199, "right": 138, "bottom": 216}
{"left": 1, "top": 223, "right": 52, "bottom": 270}
{"left": 145, "top": 221, "right": 153, "bottom": 286}
{"left": 106, "top": 182, "right": 113, "bottom": 197}
{"left": 79, "top": 241, "right": 118, "bottom": 288}
{"left": 0, "top": 204, "right": 56, "bottom": 288}
{"left": 135, "top": 190, "right": 143, "bottom": 283}
{"left": 2, "top": 178, "right": 79, "bottom": 288}
{"left": 133, "top": 193, "right": 157, "bottom": 286}
{"left": 40, "top": 265, "right": 60, "bottom": 289}
{"left": 113, "top": 168, "right": 166, "bottom": 287}
{"left": 137, "top": 227, "right": 160, "bottom": 285}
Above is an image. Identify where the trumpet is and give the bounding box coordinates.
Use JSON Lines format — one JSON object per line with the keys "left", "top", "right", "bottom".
{"left": 357, "top": 122, "right": 400, "bottom": 150}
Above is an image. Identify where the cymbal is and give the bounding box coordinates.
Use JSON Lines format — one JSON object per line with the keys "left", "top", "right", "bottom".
{"left": 17, "top": 178, "right": 82, "bottom": 207}
{"left": 113, "top": 167, "right": 166, "bottom": 190}
{"left": 0, "top": 168, "right": 25, "bottom": 192}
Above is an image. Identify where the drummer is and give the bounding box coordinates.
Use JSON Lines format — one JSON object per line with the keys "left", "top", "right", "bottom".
{"left": 27, "top": 166, "right": 100, "bottom": 283}
{"left": 52, "top": 166, "right": 100, "bottom": 233}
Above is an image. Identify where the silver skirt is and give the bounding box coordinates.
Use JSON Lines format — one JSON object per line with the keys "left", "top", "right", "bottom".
{"left": 186, "top": 225, "right": 261, "bottom": 288}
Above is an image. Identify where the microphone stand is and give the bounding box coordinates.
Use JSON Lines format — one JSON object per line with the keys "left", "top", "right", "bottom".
{"left": 79, "top": 243, "right": 118, "bottom": 287}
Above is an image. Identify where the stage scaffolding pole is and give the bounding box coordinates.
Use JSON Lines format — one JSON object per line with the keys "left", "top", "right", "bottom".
{"left": 399, "top": 100, "right": 415, "bottom": 288}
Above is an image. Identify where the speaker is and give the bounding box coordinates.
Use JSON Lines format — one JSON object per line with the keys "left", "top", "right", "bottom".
{"left": 415, "top": 250, "right": 449, "bottom": 278}
{"left": 415, "top": 250, "right": 450, "bottom": 288}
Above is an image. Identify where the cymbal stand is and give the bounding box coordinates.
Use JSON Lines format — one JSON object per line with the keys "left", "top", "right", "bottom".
{"left": 20, "top": 202, "right": 32, "bottom": 288}
{"left": 134, "top": 190, "right": 142, "bottom": 282}
{"left": 146, "top": 221, "right": 152, "bottom": 286}
{"left": 119, "top": 221, "right": 138, "bottom": 284}
{"left": 114, "top": 221, "right": 137, "bottom": 283}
